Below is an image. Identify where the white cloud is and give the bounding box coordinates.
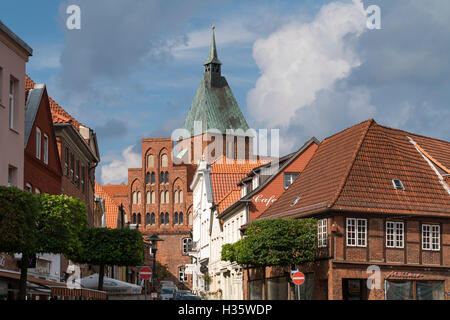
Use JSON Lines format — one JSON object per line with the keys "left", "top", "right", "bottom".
{"left": 29, "top": 45, "right": 62, "bottom": 70}
{"left": 247, "top": 0, "right": 368, "bottom": 128}
{"left": 100, "top": 146, "right": 141, "bottom": 184}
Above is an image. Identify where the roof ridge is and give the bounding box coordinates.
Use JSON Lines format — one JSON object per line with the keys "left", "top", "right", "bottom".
{"left": 377, "top": 122, "right": 450, "bottom": 145}
{"left": 328, "top": 118, "right": 375, "bottom": 208}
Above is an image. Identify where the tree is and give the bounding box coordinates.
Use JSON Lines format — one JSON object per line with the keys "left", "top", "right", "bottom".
{"left": 0, "top": 187, "right": 40, "bottom": 300}
{"left": 222, "top": 218, "right": 317, "bottom": 267}
{"left": 71, "top": 227, "right": 145, "bottom": 290}
{"left": 0, "top": 188, "right": 89, "bottom": 300}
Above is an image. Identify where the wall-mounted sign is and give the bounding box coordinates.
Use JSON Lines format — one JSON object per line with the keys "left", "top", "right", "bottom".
{"left": 386, "top": 271, "right": 423, "bottom": 279}
{"left": 253, "top": 194, "right": 277, "bottom": 207}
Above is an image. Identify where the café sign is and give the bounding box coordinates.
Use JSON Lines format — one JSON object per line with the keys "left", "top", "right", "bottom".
{"left": 253, "top": 194, "right": 277, "bottom": 207}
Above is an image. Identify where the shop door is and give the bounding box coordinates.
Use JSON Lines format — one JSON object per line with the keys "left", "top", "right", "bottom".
{"left": 342, "top": 279, "right": 368, "bottom": 300}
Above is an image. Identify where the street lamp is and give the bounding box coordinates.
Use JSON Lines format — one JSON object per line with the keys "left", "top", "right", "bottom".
{"left": 145, "top": 234, "right": 163, "bottom": 296}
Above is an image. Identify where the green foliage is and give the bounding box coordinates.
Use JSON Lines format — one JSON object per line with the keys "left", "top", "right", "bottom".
{"left": 0, "top": 186, "right": 40, "bottom": 254}
{"left": 36, "top": 194, "right": 88, "bottom": 257}
{"left": 71, "top": 227, "right": 145, "bottom": 267}
{"left": 221, "top": 218, "right": 317, "bottom": 267}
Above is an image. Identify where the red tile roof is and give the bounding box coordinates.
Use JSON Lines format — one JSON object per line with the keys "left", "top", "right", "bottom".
{"left": 95, "top": 183, "right": 120, "bottom": 228}
{"left": 211, "top": 157, "right": 269, "bottom": 204}
{"left": 26, "top": 75, "right": 86, "bottom": 130}
{"left": 260, "top": 119, "right": 450, "bottom": 220}
{"left": 217, "top": 190, "right": 241, "bottom": 213}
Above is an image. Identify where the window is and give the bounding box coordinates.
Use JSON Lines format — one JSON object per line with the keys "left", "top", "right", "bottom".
{"left": 132, "top": 213, "right": 136, "bottom": 224}
{"left": 161, "top": 154, "right": 168, "bottom": 167}
{"left": 76, "top": 160, "right": 80, "bottom": 187}
{"left": 160, "top": 213, "right": 164, "bottom": 225}
{"left": 188, "top": 212, "right": 193, "bottom": 226}
{"left": 146, "top": 172, "right": 151, "bottom": 184}
{"left": 165, "top": 212, "right": 169, "bottom": 225}
{"left": 241, "top": 185, "right": 247, "bottom": 198}
{"left": 151, "top": 213, "right": 155, "bottom": 225}
{"left": 151, "top": 172, "right": 155, "bottom": 185}
{"left": 137, "top": 192, "right": 142, "bottom": 204}
{"left": 174, "top": 212, "right": 179, "bottom": 224}
{"left": 164, "top": 171, "right": 169, "bottom": 184}
{"left": 284, "top": 172, "right": 299, "bottom": 189}
{"left": 35, "top": 188, "right": 40, "bottom": 194}
{"left": 160, "top": 191, "right": 165, "bottom": 204}
{"left": 422, "top": 224, "right": 440, "bottom": 251}
{"left": 179, "top": 212, "right": 183, "bottom": 225}
{"left": 151, "top": 191, "right": 155, "bottom": 204}
{"left": 43, "top": 134, "right": 49, "bottom": 164}
{"left": 178, "top": 266, "right": 188, "bottom": 282}
{"left": 8, "top": 166, "right": 16, "bottom": 187}
{"left": 165, "top": 190, "right": 169, "bottom": 203}
{"left": 392, "top": 179, "right": 405, "bottom": 190}
{"left": 64, "top": 148, "right": 69, "bottom": 176}
{"left": 174, "top": 190, "right": 179, "bottom": 203}
{"left": 290, "top": 196, "right": 301, "bottom": 206}
{"left": 70, "top": 153, "right": 75, "bottom": 181}
{"left": 318, "top": 219, "right": 328, "bottom": 247}
{"left": 137, "top": 213, "right": 141, "bottom": 225}
{"left": 182, "top": 238, "right": 192, "bottom": 254}
{"left": 179, "top": 190, "right": 183, "bottom": 203}
{"left": 132, "top": 191, "right": 137, "bottom": 204}
{"left": 81, "top": 166, "right": 85, "bottom": 193}
{"left": 25, "top": 183, "right": 32, "bottom": 192}
{"left": 346, "top": 218, "right": 367, "bottom": 247}
{"left": 160, "top": 172, "right": 164, "bottom": 184}
{"left": 386, "top": 221, "right": 404, "bottom": 248}
{"left": 36, "top": 128, "right": 41, "bottom": 159}
{"left": 147, "top": 154, "right": 154, "bottom": 168}
{"left": 9, "top": 78, "right": 16, "bottom": 129}
{"left": 146, "top": 213, "right": 151, "bottom": 225}
{"left": 252, "top": 175, "right": 259, "bottom": 190}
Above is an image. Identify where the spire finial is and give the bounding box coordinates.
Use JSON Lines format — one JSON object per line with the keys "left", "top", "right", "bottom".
{"left": 204, "top": 25, "right": 221, "bottom": 66}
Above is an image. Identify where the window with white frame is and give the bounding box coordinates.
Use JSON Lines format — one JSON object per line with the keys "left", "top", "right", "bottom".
{"left": 182, "top": 238, "right": 192, "bottom": 254}
{"left": 318, "top": 218, "right": 328, "bottom": 247}
{"left": 386, "top": 221, "right": 404, "bottom": 248}
{"left": 346, "top": 218, "right": 367, "bottom": 247}
{"left": 25, "top": 183, "right": 32, "bottom": 192}
{"left": 241, "top": 185, "right": 247, "bottom": 198}
{"left": 178, "top": 266, "right": 188, "bottom": 282}
{"left": 252, "top": 175, "right": 259, "bottom": 190}
{"left": 43, "top": 134, "right": 49, "bottom": 164}
{"left": 284, "top": 172, "right": 299, "bottom": 189}
{"left": 9, "top": 78, "right": 15, "bottom": 129}
{"left": 36, "top": 127, "right": 41, "bottom": 159}
{"left": 422, "top": 224, "right": 440, "bottom": 251}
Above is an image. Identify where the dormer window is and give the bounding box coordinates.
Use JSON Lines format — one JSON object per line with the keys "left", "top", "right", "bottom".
{"left": 290, "top": 196, "right": 301, "bottom": 206}
{"left": 284, "top": 172, "right": 299, "bottom": 189}
{"left": 241, "top": 185, "right": 247, "bottom": 198}
{"left": 392, "top": 179, "right": 405, "bottom": 190}
{"left": 252, "top": 175, "right": 259, "bottom": 190}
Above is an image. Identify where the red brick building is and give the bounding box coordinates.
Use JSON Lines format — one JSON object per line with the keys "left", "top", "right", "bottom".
{"left": 24, "top": 83, "right": 62, "bottom": 195}
{"left": 254, "top": 119, "right": 450, "bottom": 300}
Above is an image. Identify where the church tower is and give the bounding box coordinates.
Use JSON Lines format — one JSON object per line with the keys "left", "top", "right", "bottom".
{"left": 179, "top": 26, "right": 253, "bottom": 164}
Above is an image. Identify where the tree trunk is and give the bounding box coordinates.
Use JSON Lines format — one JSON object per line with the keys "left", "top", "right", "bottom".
{"left": 98, "top": 264, "right": 105, "bottom": 291}
{"left": 18, "top": 253, "right": 29, "bottom": 300}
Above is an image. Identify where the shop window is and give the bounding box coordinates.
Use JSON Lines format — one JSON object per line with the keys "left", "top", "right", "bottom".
{"left": 295, "top": 273, "right": 315, "bottom": 300}
{"left": 249, "top": 280, "right": 263, "bottom": 300}
{"left": 416, "top": 281, "right": 444, "bottom": 300}
{"left": 266, "top": 277, "right": 288, "bottom": 300}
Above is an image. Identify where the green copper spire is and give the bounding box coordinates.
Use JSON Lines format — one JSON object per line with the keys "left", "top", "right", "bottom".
{"left": 183, "top": 26, "right": 250, "bottom": 136}
{"left": 204, "top": 25, "right": 222, "bottom": 65}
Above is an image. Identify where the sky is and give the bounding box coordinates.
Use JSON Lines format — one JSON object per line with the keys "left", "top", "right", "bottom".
{"left": 1, "top": 0, "right": 449, "bottom": 184}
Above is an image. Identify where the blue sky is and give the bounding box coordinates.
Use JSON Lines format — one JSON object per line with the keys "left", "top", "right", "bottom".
{"left": 2, "top": 0, "right": 449, "bottom": 184}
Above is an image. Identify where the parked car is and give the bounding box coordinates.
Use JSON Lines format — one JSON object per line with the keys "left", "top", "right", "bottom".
{"left": 174, "top": 290, "right": 191, "bottom": 300}
{"left": 180, "top": 294, "right": 201, "bottom": 300}
{"left": 159, "top": 286, "right": 176, "bottom": 300}
{"left": 158, "top": 281, "right": 176, "bottom": 291}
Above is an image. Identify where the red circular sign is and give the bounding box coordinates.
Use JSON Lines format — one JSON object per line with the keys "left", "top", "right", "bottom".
{"left": 139, "top": 266, "right": 152, "bottom": 280}
{"left": 292, "top": 272, "right": 305, "bottom": 285}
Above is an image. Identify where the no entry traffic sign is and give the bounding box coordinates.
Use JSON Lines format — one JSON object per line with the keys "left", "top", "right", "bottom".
{"left": 139, "top": 266, "right": 152, "bottom": 280}
{"left": 292, "top": 271, "right": 305, "bottom": 285}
